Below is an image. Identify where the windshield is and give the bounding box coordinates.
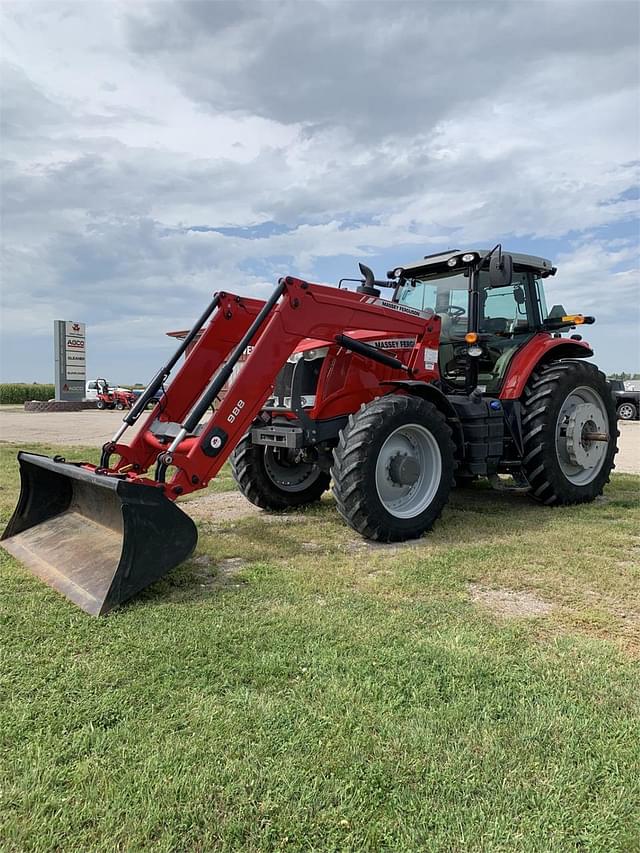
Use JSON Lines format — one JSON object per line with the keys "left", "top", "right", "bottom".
{"left": 396, "top": 269, "right": 532, "bottom": 341}
{"left": 397, "top": 269, "right": 468, "bottom": 315}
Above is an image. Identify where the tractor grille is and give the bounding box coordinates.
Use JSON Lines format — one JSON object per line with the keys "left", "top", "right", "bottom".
{"left": 266, "top": 357, "right": 323, "bottom": 410}
{"left": 273, "top": 361, "right": 295, "bottom": 404}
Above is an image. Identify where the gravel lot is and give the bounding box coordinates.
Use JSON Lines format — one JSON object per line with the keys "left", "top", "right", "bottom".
{"left": 1, "top": 405, "right": 638, "bottom": 474}
{"left": 0, "top": 405, "right": 145, "bottom": 447}
{"left": 615, "top": 421, "right": 640, "bottom": 475}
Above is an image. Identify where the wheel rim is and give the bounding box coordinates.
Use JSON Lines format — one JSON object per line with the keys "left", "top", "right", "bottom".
{"left": 375, "top": 423, "right": 442, "bottom": 518}
{"left": 555, "top": 385, "right": 609, "bottom": 485}
{"left": 263, "top": 448, "right": 322, "bottom": 493}
{"left": 618, "top": 404, "right": 634, "bottom": 419}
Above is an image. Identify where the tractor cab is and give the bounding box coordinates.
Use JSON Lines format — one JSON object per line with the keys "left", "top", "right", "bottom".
{"left": 392, "top": 249, "right": 557, "bottom": 393}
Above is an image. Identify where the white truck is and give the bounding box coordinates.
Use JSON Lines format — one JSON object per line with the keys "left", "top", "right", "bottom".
{"left": 85, "top": 378, "right": 109, "bottom": 401}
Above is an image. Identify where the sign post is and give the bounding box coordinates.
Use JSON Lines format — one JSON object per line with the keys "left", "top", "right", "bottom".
{"left": 54, "top": 320, "right": 86, "bottom": 401}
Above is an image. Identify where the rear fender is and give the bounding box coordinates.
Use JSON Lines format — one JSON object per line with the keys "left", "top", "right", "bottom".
{"left": 500, "top": 337, "right": 593, "bottom": 400}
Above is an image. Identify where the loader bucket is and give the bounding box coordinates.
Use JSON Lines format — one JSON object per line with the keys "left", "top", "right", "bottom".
{"left": 0, "top": 452, "right": 198, "bottom": 616}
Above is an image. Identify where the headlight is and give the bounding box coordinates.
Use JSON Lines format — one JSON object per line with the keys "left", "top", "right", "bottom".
{"left": 461, "top": 253, "right": 476, "bottom": 263}
{"left": 447, "top": 257, "right": 457, "bottom": 267}
{"left": 303, "top": 346, "right": 329, "bottom": 361}
{"left": 393, "top": 267, "right": 404, "bottom": 278}
{"left": 468, "top": 345, "right": 483, "bottom": 358}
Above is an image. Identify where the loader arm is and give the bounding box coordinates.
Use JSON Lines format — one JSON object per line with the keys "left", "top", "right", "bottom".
{"left": 114, "top": 276, "right": 440, "bottom": 497}
{"left": 106, "top": 293, "right": 265, "bottom": 474}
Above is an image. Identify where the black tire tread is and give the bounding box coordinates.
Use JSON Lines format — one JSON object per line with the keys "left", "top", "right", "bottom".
{"left": 521, "top": 360, "right": 618, "bottom": 506}
{"left": 331, "top": 394, "right": 456, "bottom": 542}
{"left": 231, "top": 435, "right": 330, "bottom": 510}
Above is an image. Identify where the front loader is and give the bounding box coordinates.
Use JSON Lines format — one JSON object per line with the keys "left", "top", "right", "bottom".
{"left": 1, "top": 247, "right": 618, "bottom": 614}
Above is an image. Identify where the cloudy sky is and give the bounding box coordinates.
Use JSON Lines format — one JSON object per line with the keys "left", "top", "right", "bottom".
{"left": 1, "top": 0, "right": 639, "bottom": 383}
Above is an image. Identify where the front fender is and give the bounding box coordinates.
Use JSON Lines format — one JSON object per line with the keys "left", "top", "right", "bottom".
{"left": 500, "top": 336, "right": 593, "bottom": 400}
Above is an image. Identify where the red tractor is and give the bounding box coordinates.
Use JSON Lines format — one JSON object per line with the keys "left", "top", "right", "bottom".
{"left": 1, "top": 247, "right": 617, "bottom": 614}
{"left": 96, "top": 380, "right": 136, "bottom": 410}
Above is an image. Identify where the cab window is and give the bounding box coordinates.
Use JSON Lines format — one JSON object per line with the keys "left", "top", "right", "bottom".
{"left": 479, "top": 271, "right": 531, "bottom": 336}
{"left": 397, "top": 280, "right": 438, "bottom": 312}
{"left": 397, "top": 271, "right": 469, "bottom": 340}
{"left": 534, "top": 276, "right": 549, "bottom": 321}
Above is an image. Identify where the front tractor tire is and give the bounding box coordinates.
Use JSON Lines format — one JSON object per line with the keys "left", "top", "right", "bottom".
{"left": 231, "top": 435, "right": 331, "bottom": 511}
{"left": 331, "top": 395, "right": 455, "bottom": 542}
{"left": 521, "top": 360, "right": 617, "bottom": 506}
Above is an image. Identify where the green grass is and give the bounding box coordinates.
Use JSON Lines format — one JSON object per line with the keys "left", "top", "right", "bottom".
{"left": 1, "top": 443, "right": 639, "bottom": 852}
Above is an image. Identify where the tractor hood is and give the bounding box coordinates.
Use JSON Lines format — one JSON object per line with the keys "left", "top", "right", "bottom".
{"left": 290, "top": 329, "right": 417, "bottom": 359}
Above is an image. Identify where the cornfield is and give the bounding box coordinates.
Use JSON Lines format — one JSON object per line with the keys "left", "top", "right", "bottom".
{"left": 0, "top": 384, "right": 55, "bottom": 404}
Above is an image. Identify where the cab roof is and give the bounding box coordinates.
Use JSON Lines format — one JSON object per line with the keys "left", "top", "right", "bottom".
{"left": 394, "top": 249, "right": 555, "bottom": 278}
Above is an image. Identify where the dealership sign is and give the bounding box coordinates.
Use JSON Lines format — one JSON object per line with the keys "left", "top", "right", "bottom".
{"left": 64, "top": 321, "right": 86, "bottom": 378}
{"left": 54, "top": 320, "right": 86, "bottom": 401}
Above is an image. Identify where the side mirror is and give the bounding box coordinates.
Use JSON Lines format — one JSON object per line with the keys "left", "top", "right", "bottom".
{"left": 488, "top": 252, "right": 513, "bottom": 288}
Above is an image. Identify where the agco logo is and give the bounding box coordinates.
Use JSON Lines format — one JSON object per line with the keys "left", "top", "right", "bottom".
{"left": 67, "top": 339, "right": 85, "bottom": 349}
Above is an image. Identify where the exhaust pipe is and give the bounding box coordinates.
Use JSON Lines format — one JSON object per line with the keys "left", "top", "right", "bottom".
{"left": 1, "top": 452, "right": 197, "bottom": 616}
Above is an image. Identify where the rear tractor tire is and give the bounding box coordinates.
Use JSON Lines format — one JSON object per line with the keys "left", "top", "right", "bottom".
{"left": 331, "top": 394, "right": 455, "bottom": 542}
{"left": 521, "top": 360, "right": 617, "bottom": 505}
{"left": 231, "top": 434, "right": 331, "bottom": 511}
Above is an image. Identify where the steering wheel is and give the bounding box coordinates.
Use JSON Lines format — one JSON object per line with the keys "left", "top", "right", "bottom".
{"left": 444, "top": 305, "right": 466, "bottom": 318}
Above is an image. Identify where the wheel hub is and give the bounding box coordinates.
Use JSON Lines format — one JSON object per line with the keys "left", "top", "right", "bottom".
{"left": 565, "top": 403, "right": 607, "bottom": 469}
{"left": 388, "top": 452, "right": 420, "bottom": 486}
{"left": 374, "top": 423, "right": 442, "bottom": 519}
{"left": 263, "top": 448, "right": 322, "bottom": 492}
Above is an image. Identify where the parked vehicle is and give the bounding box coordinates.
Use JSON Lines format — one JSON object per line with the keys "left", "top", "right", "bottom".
{"left": 85, "top": 378, "right": 109, "bottom": 401}
{"left": 2, "top": 246, "right": 618, "bottom": 615}
{"left": 96, "top": 382, "right": 136, "bottom": 411}
{"left": 131, "top": 387, "right": 164, "bottom": 408}
{"left": 88, "top": 379, "right": 145, "bottom": 409}
{"left": 609, "top": 380, "right": 640, "bottom": 420}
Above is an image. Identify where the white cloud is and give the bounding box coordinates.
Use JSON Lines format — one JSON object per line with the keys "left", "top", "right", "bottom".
{"left": 1, "top": 0, "right": 638, "bottom": 380}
